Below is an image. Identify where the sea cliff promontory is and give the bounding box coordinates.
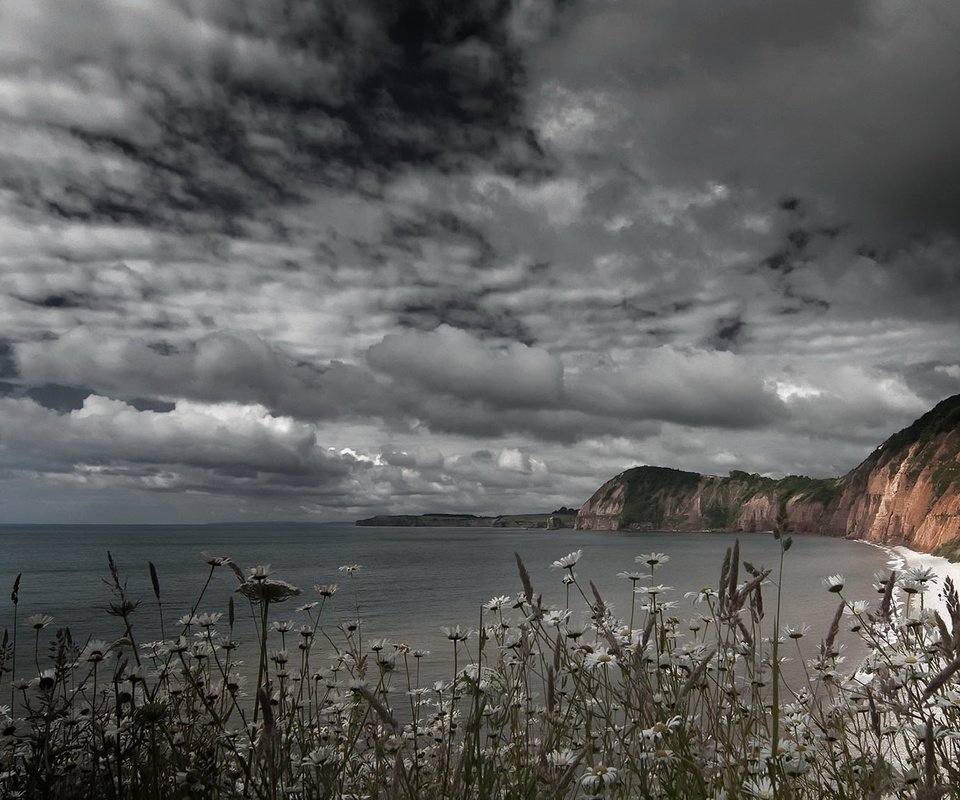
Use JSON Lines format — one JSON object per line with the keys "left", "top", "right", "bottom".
{"left": 356, "top": 511, "right": 577, "bottom": 529}
{"left": 576, "top": 394, "right": 960, "bottom": 555}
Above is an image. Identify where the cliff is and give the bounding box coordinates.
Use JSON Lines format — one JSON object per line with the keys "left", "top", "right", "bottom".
{"left": 576, "top": 394, "right": 960, "bottom": 554}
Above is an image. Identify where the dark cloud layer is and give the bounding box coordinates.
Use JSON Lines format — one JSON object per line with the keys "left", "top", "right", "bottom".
{"left": 0, "top": 0, "right": 560, "bottom": 235}
{"left": 1, "top": 1, "right": 959, "bottom": 521}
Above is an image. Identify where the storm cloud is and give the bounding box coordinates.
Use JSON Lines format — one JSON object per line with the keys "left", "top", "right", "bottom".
{"left": 1, "top": 0, "right": 959, "bottom": 521}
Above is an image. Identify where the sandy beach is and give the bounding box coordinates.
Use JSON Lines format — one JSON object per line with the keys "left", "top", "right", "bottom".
{"left": 882, "top": 543, "right": 960, "bottom": 618}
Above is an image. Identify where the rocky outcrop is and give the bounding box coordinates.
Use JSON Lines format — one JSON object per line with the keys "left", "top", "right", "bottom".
{"left": 576, "top": 395, "right": 960, "bottom": 554}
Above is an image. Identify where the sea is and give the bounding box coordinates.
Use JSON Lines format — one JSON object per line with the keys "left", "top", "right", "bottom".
{"left": 0, "top": 523, "right": 893, "bottom": 686}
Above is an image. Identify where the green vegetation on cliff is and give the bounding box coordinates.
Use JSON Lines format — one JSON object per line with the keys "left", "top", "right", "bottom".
{"left": 612, "top": 466, "right": 842, "bottom": 530}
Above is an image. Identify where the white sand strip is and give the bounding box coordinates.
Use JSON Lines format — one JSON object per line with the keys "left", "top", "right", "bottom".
{"left": 887, "top": 544, "right": 960, "bottom": 618}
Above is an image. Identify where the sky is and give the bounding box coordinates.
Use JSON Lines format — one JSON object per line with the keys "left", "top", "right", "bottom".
{"left": 1, "top": 0, "right": 959, "bottom": 524}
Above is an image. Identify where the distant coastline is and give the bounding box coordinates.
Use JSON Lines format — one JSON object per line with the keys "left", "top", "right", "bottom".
{"left": 355, "top": 510, "right": 578, "bottom": 529}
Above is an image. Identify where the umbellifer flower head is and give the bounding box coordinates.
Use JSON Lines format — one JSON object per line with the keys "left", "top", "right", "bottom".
{"left": 237, "top": 578, "right": 301, "bottom": 604}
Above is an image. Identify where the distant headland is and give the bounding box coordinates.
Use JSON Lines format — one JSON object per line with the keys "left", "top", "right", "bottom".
{"left": 355, "top": 508, "right": 578, "bottom": 529}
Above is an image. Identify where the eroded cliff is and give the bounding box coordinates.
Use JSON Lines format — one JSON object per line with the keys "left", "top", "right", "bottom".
{"left": 576, "top": 395, "right": 960, "bottom": 554}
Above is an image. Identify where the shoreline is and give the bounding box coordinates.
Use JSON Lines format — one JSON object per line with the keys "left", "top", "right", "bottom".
{"left": 855, "top": 539, "right": 960, "bottom": 618}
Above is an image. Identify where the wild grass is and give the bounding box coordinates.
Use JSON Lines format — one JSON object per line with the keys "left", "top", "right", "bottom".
{"left": 2, "top": 532, "right": 960, "bottom": 799}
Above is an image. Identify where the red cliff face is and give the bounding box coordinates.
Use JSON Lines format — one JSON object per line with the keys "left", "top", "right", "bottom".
{"left": 576, "top": 396, "right": 960, "bottom": 554}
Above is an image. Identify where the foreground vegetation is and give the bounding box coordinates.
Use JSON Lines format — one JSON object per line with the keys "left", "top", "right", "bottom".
{"left": 3, "top": 525, "right": 960, "bottom": 798}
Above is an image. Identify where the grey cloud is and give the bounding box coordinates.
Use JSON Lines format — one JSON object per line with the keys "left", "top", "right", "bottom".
{"left": 396, "top": 292, "right": 535, "bottom": 343}
{"left": 367, "top": 325, "right": 564, "bottom": 410}
{"left": 0, "top": 0, "right": 561, "bottom": 233}
{"left": 539, "top": 1, "right": 960, "bottom": 243}
{"left": 1, "top": 395, "right": 351, "bottom": 482}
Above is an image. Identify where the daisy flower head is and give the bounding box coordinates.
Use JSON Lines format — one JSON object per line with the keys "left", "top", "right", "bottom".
{"left": 551, "top": 550, "right": 582, "bottom": 571}
{"left": 584, "top": 647, "right": 618, "bottom": 669}
{"left": 744, "top": 777, "right": 776, "bottom": 799}
{"left": 684, "top": 586, "right": 718, "bottom": 604}
{"left": 315, "top": 583, "right": 339, "bottom": 598}
{"left": 484, "top": 595, "right": 511, "bottom": 611}
{"left": 546, "top": 748, "right": 579, "bottom": 768}
{"left": 904, "top": 565, "right": 936, "bottom": 585}
{"left": 441, "top": 625, "right": 473, "bottom": 642}
{"left": 581, "top": 764, "right": 619, "bottom": 791}
{"left": 25, "top": 614, "right": 54, "bottom": 630}
{"left": 822, "top": 574, "right": 845, "bottom": 593}
{"left": 899, "top": 578, "right": 927, "bottom": 595}
{"left": 637, "top": 552, "right": 670, "bottom": 569}
{"left": 80, "top": 639, "right": 111, "bottom": 664}
{"left": 338, "top": 564, "right": 362, "bottom": 575}
{"left": 636, "top": 585, "right": 672, "bottom": 597}
{"left": 783, "top": 623, "right": 810, "bottom": 640}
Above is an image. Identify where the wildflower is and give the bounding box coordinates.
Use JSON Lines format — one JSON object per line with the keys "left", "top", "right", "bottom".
{"left": 237, "top": 578, "right": 301, "bottom": 604}
{"left": 338, "top": 564, "right": 362, "bottom": 575}
{"left": 33, "top": 668, "right": 56, "bottom": 692}
{"left": 899, "top": 578, "right": 927, "bottom": 595}
{"left": 80, "top": 639, "right": 111, "bottom": 663}
{"left": 190, "top": 642, "right": 212, "bottom": 660}
{"left": 637, "top": 552, "right": 670, "bottom": 568}
{"left": 315, "top": 584, "right": 339, "bottom": 597}
{"left": 617, "top": 571, "right": 649, "bottom": 582}
{"left": 551, "top": 550, "right": 582, "bottom": 570}
{"left": 369, "top": 638, "right": 391, "bottom": 652}
{"left": 544, "top": 608, "right": 572, "bottom": 627}
{"left": 271, "top": 620, "right": 294, "bottom": 633}
{"left": 636, "top": 585, "right": 672, "bottom": 597}
{"left": 195, "top": 612, "right": 222, "bottom": 627}
{"left": 247, "top": 565, "right": 272, "bottom": 581}
{"left": 565, "top": 621, "right": 590, "bottom": 640}
{"left": 904, "top": 565, "right": 936, "bottom": 584}
{"left": 584, "top": 648, "right": 618, "bottom": 669}
{"left": 441, "top": 625, "right": 472, "bottom": 642}
{"left": 25, "top": 613, "right": 54, "bottom": 630}
{"left": 581, "top": 764, "right": 619, "bottom": 791}
{"left": 822, "top": 574, "right": 845, "bottom": 593}
{"left": 783, "top": 623, "right": 810, "bottom": 640}
{"left": 177, "top": 613, "right": 197, "bottom": 626}
{"left": 641, "top": 748, "right": 676, "bottom": 766}
{"left": 546, "top": 748, "right": 579, "bottom": 767}
{"left": 561, "top": 574, "right": 576, "bottom": 585}
{"left": 484, "top": 595, "right": 511, "bottom": 610}
{"left": 643, "top": 717, "right": 683, "bottom": 742}
{"left": 202, "top": 552, "right": 232, "bottom": 567}
{"left": 743, "top": 777, "right": 776, "bottom": 799}
{"left": 297, "top": 601, "right": 318, "bottom": 612}
{"left": 684, "top": 586, "right": 718, "bottom": 604}
{"left": 893, "top": 652, "right": 926, "bottom": 670}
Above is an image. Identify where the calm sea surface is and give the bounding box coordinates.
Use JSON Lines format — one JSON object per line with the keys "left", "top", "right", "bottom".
{"left": 0, "top": 524, "right": 892, "bottom": 684}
